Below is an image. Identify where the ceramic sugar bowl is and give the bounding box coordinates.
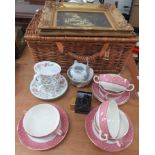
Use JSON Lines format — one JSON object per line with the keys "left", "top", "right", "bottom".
{"left": 69, "top": 60, "right": 90, "bottom": 82}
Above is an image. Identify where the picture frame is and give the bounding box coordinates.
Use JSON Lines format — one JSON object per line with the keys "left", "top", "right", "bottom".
{"left": 38, "top": 1, "right": 134, "bottom": 36}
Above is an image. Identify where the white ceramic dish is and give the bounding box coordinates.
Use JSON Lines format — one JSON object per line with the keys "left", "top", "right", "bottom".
{"left": 106, "top": 100, "right": 120, "bottom": 138}
{"left": 116, "top": 110, "right": 129, "bottom": 139}
{"left": 23, "top": 104, "right": 60, "bottom": 137}
{"left": 69, "top": 60, "right": 90, "bottom": 81}
{"left": 67, "top": 67, "right": 94, "bottom": 87}
{"left": 30, "top": 75, "right": 68, "bottom": 100}
{"left": 27, "top": 131, "right": 57, "bottom": 143}
{"left": 27, "top": 122, "right": 62, "bottom": 143}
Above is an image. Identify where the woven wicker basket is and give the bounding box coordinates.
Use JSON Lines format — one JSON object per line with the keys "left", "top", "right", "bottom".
{"left": 25, "top": 10, "right": 137, "bottom": 74}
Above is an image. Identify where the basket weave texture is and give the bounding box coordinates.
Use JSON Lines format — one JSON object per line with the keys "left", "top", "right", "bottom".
{"left": 25, "top": 10, "right": 137, "bottom": 74}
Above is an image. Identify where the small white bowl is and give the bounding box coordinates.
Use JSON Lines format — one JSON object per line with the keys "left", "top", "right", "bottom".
{"left": 67, "top": 68, "right": 94, "bottom": 88}
{"left": 23, "top": 104, "right": 60, "bottom": 137}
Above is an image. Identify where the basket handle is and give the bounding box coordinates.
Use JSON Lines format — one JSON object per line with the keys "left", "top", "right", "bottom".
{"left": 56, "top": 42, "right": 110, "bottom": 62}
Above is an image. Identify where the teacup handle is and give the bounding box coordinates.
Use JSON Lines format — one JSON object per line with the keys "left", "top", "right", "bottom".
{"left": 115, "top": 139, "right": 124, "bottom": 147}
{"left": 56, "top": 128, "right": 63, "bottom": 136}
{"left": 33, "top": 74, "right": 41, "bottom": 81}
{"left": 93, "top": 75, "right": 99, "bottom": 84}
{"left": 126, "top": 84, "right": 135, "bottom": 91}
{"left": 98, "top": 130, "right": 108, "bottom": 141}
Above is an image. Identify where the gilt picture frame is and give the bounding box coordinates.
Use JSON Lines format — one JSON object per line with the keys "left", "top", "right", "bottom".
{"left": 38, "top": 1, "right": 134, "bottom": 36}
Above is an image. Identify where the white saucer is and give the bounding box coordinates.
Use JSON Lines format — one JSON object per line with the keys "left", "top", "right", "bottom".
{"left": 30, "top": 75, "right": 68, "bottom": 100}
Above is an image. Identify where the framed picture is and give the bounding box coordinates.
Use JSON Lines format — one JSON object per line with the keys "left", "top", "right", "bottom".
{"left": 38, "top": 2, "right": 134, "bottom": 36}
{"left": 57, "top": 11, "right": 111, "bottom": 28}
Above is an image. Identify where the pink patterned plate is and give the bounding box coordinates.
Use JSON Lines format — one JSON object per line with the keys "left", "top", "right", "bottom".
{"left": 17, "top": 104, "right": 69, "bottom": 150}
{"left": 85, "top": 107, "right": 134, "bottom": 152}
{"left": 92, "top": 82, "right": 130, "bottom": 105}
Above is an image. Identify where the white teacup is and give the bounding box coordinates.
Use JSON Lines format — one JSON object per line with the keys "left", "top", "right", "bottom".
{"left": 94, "top": 100, "right": 120, "bottom": 143}
{"left": 33, "top": 61, "right": 62, "bottom": 91}
{"left": 27, "top": 121, "right": 62, "bottom": 143}
{"left": 23, "top": 104, "right": 63, "bottom": 138}
{"left": 116, "top": 111, "right": 129, "bottom": 139}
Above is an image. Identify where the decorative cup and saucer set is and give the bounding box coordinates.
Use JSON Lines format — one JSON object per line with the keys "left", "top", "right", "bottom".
{"left": 17, "top": 60, "right": 135, "bottom": 152}
{"left": 30, "top": 61, "right": 68, "bottom": 100}
{"left": 17, "top": 103, "right": 69, "bottom": 150}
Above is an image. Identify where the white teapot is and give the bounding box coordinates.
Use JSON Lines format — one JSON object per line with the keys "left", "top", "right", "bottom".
{"left": 70, "top": 60, "right": 90, "bottom": 82}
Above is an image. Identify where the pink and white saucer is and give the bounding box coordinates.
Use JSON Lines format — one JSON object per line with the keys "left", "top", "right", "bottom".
{"left": 17, "top": 104, "right": 69, "bottom": 150}
{"left": 92, "top": 82, "right": 130, "bottom": 105}
{"left": 85, "top": 107, "right": 134, "bottom": 152}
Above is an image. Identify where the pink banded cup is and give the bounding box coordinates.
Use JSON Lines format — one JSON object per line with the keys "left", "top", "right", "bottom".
{"left": 93, "top": 100, "right": 125, "bottom": 147}
{"left": 93, "top": 101, "right": 129, "bottom": 147}
{"left": 93, "top": 74, "right": 135, "bottom": 94}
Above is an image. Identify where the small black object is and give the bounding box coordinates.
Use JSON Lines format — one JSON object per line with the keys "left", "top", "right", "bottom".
{"left": 99, "top": 0, "right": 104, "bottom": 4}
{"left": 115, "top": 1, "right": 118, "bottom": 8}
{"left": 75, "top": 91, "right": 92, "bottom": 114}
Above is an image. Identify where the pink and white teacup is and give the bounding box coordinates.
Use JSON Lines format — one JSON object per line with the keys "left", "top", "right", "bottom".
{"left": 93, "top": 100, "right": 123, "bottom": 147}
{"left": 23, "top": 104, "right": 63, "bottom": 141}
{"left": 93, "top": 74, "right": 135, "bottom": 94}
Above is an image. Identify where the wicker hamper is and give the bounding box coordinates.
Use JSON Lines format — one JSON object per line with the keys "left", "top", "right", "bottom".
{"left": 25, "top": 2, "right": 137, "bottom": 74}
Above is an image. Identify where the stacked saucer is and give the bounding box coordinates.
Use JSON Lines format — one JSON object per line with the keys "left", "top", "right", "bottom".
{"left": 85, "top": 100, "right": 134, "bottom": 152}
{"left": 92, "top": 74, "right": 135, "bottom": 105}
{"left": 30, "top": 61, "right": 68, "bottom": 100}
{"left": 17, "top": 104, "right": 69, "bottom": 150}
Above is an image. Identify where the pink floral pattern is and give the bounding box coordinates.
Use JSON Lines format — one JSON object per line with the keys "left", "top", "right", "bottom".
{"left": 17, "top": 104, "right": 69, "bottom": 150}
{"left": 85, "top": 107, "right": 134, "bottom": 152}
{"left": 92, "top": 82, "right": 130, "bottom": 105}
{"left": 30, "top": 75, "right": 68, "bottom": 100}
